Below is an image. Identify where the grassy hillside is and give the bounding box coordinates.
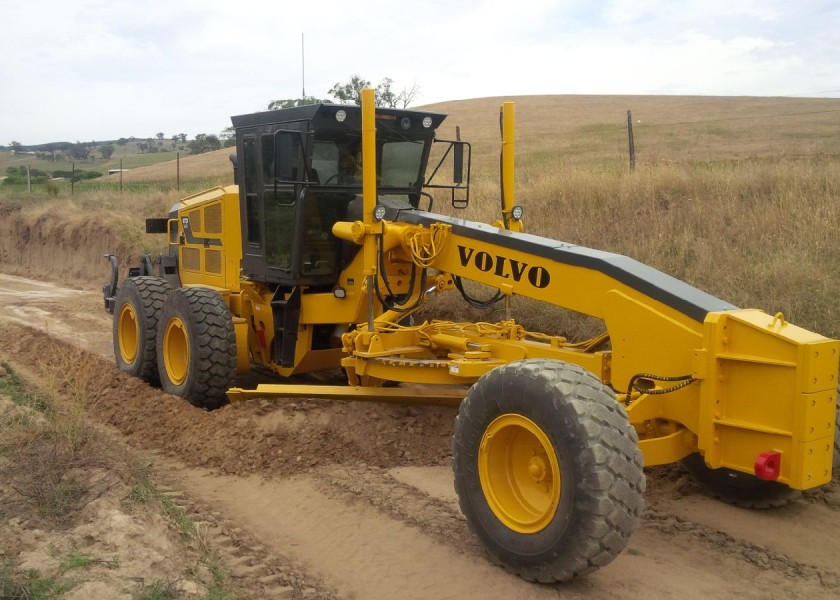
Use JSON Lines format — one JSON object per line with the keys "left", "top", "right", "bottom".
{"left": 0, "top": 140, "right": 185, "bottom": 175}
{"left": 425, "top": 95, "right": 840, "bottom": 165}
{"left": 2, "top": 94, "right": 839, "bottom": 339}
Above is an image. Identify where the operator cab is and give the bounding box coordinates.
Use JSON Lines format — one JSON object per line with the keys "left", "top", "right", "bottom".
{"left": 231, "top": 103, "right": 464, "bottom": 288}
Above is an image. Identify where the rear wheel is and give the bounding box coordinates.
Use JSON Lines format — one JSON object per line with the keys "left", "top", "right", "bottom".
{"left": 157, "top": 287, "right": 236, "bottom": 410}
{"left": 453, "top": 359, "right": 645, "bottom": 582}
{"left": 112, "top": 276, "right": 169, "bottom": 384}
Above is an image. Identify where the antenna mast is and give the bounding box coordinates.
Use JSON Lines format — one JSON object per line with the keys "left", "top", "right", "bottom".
{"left": 301, "top": 33, "right": 306, "bottom": 97}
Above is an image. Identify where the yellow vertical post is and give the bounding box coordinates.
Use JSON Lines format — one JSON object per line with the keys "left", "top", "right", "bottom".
{"left": 361, "top": 88, "right": 377, "bottom": 231}
{"left": 361, "top": 88, "right": 377, "bottom": 331}
{"left": 500, "top": 102, "right": 517, "bottom": 318}
{"left": 501, "top": 102, "right": 515, "bottom": 224}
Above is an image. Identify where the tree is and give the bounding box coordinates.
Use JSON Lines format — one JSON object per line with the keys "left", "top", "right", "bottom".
{"left": 69, "top": 142, "right": 90, "bottom": 160}
{"left": 156, "top": 132, "right": 165, "bottom": 141}
{"left": 9, "top": 141, "right": 22, "bottom": 152}
{"left": 328, "top": 75, "right": 371, "bottom": 105}
{"left": 178, "top": 133, "right": 187, "bottom": 143}
{"left": 117, "top": 138, "right": 128, "bottom": 146}
{"left": 267, "top": 96, "right": 330, "bottom": 110}
{"left": 99, "top": 144, "right": 115, "bottom": 160}
{"left": 397, "top": 81, "right": 420, "bottom": 108}
{"left": 188, "top": 134, "right": 221, "bottom": 155}
{"left": 137, "top": 141, "right": 148, "bottom": 154}
{"left": 220, "top": 126, "right": 236, "bottom": 148}
{"left": 327, "top": 75, "right": 420, "bottom": 107}
{"left": 377, "top": 78, "right": 398, "bottom": 108}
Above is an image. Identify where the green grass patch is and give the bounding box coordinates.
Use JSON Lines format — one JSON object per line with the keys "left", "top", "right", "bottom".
{"left": 134, "top": 579, "right": 181, "bottom": 600}
{"left": 60, "top": 551, "right": 95, "bottom": 571}
{"left": 0, "top": 564, "right": 74, "bottom": 600}
{"left": 127, "top": 467, "right": 195, "bottom": 539}
{"left": 203, "top": 563, "right": 238, "bottom": 600}
{"left": 0, "top": 363, "right": 50, "bottom": 413}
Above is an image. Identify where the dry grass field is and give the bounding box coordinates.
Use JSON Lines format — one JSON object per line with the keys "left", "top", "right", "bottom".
{"left": 2, "top": 94, "right": 840, "bottom": 340}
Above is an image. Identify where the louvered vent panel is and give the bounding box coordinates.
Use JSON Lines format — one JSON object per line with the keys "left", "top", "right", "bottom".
{"left": 182, "top": 247, "right": 200, "bottom": 272}
{"left": 188, "top": 209, "right": 201, "bottom": 233}
{"left": 204, "top": 203, "right": 222, "bottom": 234}
{"left": 204, "top": 249, "right": 222, "bottom": 274}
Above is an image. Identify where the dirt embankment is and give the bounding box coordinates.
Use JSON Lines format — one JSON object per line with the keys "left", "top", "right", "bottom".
{"left": 0, "top": 205, "right": 137, "bottom": 286}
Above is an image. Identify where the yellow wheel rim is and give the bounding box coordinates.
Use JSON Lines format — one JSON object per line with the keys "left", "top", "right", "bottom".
{"left": 163, "top": 317, "right": 190, "bottom": 385}
{"left": 117, "top": 304, "right": 139, "bottom": 364}
{"left": 478, "top": 414, "right": 561, "bottom": 534}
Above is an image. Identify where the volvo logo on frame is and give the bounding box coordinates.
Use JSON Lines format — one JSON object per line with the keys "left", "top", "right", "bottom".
{"left": 457, "top": 245, "right": 550, "bottom": 289}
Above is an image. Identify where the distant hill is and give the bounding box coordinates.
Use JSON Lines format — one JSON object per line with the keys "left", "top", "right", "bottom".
{"left": 113, "top": 94, "right": 840, "bottom": 183}
{"left": 421, "top": 94, "right": 840, "bottom": 165}
{"left": 9, "top": 94, "right": 835, "bottom": 185}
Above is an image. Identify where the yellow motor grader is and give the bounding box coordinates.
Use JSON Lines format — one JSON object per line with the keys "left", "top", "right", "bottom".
{"left": 104, "top": 89, "right": 839, "bottom": 582}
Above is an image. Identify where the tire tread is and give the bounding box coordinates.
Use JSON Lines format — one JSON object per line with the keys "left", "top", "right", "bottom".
{"left": 453, "top": 359, "right": 645, "bottom": 583}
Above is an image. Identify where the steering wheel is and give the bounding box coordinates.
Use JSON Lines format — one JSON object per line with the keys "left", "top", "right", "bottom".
{"left": 324, "top": 173, "right": 341, "bottom": 184}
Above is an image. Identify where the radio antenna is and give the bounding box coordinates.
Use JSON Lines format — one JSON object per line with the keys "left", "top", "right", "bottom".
{"left": 301, "top": 33, "right": 306, "bottom": 97}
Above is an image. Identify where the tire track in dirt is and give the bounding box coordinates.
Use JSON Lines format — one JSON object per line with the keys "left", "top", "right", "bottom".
{"left": 310, "top": 464, "right": 481, "bottom": 556}
{"left": 641, "top": 506, "right": 839, "bottom": 588}
{"left": 153, "top": 472, "right": 339, "bottom": 600}
{"left": 175, "top": 466, "right": 560, "bottom": 600}
{"left": 645, "top": 466, "right": 840, "bottom": 573}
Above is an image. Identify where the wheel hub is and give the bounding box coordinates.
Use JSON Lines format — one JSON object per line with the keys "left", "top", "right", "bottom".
{"left": 527, "top": 455, "right": 548, "bottom": 482}
{"left": 118, "top": 304, "right": 139, "bottom": 364}
{"left": 478, "top": 413, "right": 561, "bottom": 534}
{"left": 163, "top": 317, "right": 189, "bottom": 385}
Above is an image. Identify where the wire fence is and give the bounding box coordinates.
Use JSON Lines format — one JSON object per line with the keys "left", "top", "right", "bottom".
{"left": 455, "top": 101, "right": 840, "bottom": 169}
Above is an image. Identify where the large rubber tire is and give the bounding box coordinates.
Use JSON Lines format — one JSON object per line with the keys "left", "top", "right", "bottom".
{"left": 112, "top": 276, "right": 170, "bottom": 385}
{"left": 156, "top": 287, "right": 236, "bottom": 410}
{"left": 680, "top": 453, "right": 801, "bottom": 508}
{"left": 453, "top": 359, "right": 645, "bottom": 583}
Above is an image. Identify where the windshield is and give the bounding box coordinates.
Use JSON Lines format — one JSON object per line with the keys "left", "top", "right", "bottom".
{"left": 312, "top": 128, "right": 427, "bottom": 188}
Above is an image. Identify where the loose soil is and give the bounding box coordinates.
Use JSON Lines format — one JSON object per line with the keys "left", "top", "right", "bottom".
{"left": 1, "top": 273, "right": 839, "bottom": 599}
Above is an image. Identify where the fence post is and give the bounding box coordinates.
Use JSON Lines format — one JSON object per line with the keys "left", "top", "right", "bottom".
{"left": 627, "top": 110, "right": 636, "bottom": 170}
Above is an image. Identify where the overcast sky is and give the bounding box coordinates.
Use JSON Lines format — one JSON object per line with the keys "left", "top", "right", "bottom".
{"left": 2, "top": 0, "right": 838, "bottom": 145}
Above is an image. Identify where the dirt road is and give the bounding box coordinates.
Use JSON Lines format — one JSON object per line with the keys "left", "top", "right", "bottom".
{"left": 1, "top": 272, "right": 839, "bottom": 599}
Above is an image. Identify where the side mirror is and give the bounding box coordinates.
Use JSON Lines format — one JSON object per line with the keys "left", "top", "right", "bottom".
{"left": 229, "top": 153, "right": 238, "bottom": 185}
{"left": 453, "top": 141, "right": 464, "bottom": 184}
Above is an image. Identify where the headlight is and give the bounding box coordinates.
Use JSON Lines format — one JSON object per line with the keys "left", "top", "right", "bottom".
{"left": 511, "top": 205, "right": 524, "bottom": 220}
{"left": 422, "top": 116, "right": 433, "bottom": 128}
{"left": 336, "top": 110, "right": 347, "bottom": 123}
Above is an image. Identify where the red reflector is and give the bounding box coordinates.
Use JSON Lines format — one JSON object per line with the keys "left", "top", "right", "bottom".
{"left": 754, "top": 451, "right": 782, "bottom": 481}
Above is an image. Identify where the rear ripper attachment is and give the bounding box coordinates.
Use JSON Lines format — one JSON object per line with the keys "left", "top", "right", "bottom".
{"left": 104, "top": 88, "right": 839, "bottom": 583}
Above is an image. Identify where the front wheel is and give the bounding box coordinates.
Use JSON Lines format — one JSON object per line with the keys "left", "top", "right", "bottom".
{"left": 156, "top": 287, "right": 236, "bottom": 410}
{"left": 452, "top": 359, "right": 645, "bottom": 583}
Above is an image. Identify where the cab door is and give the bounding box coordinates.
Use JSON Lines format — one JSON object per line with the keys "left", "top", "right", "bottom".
{"left": 239, "top": 123, "right": 308, "bottom": 284}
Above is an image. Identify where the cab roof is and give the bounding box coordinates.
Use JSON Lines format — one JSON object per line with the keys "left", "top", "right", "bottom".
{"left": 230, "top": 103, "right": 447, "bottom": 132}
